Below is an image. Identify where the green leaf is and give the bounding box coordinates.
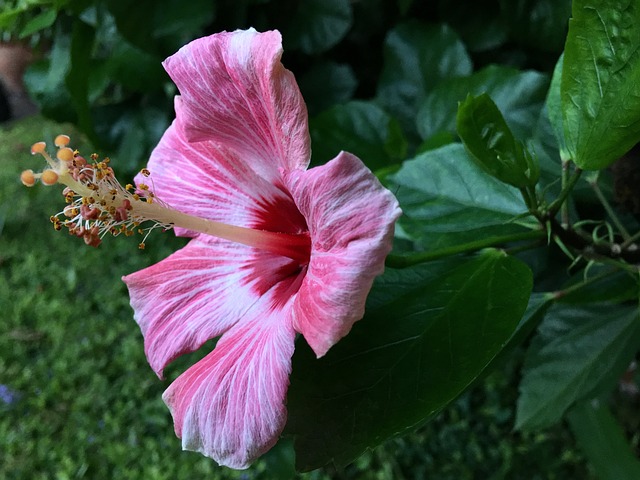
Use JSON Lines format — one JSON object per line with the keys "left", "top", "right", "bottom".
{"left": 377, "top": 22, "right": 472, "bottom": 138}
{"left": 101, "top": 37, "right": 165, "bottom": 93}
{"left": 24, "top": 22, "right": 75, "bottom": 123}
{"left": 470, "top": 292, "right": 553, "bottom": 374}
{"left": 397, "top": 0, "right": 414, "bottom": 15}
{"left": 152, "top": 0, "right": 217, "bottom": 40}
{"left": 545, "top": 54, "right": 570, "bottom": 161}
{"left": 418, "top": 65, "right": 549, "bottom": 142}
{"left": 0, "top": 8, "right": 22, "bottom": 30}
{"left": 439, "top": 0, "right": 508, "bottom": 52}
{"left": 562, "top": 0, "right": 640, "bottom": 170}
{"left": 256, "top": 438, "right": 296, "bottom": 480}
{"left": 95, "top": 105, "right": 170, "bottom": 173}
{"left": 286, "top": 250, "right": 533, "bottom": 471}
{"left": 500, "top": 0, "right": 572, "bottom": 53}
{"left": 505, "top": 293, "right": 554, "bottom": 351}
{"left": 283, "top": 0, "right": 352, "bottom": 54}
{"left": 65, "top": 19, "right": 96, "bottom": 143}
{"left": 568, "top": 400, "right": 640, "bottom": 480}
{"left": 516, "top": 302, "right": 640, "bottom": 430}
{"left": 105, "top": 0, "right": 215, "bottom": 55}
{"left": 387, "top": 143, "right": 530, "bottom": 248}
{"left": 19, "top": 8, "right": 57, "bottom": 38}
{"left": 297, "top": 61, "right": 357, "bottom": 116}
{"left": 457, "top": 93, "right": 539, "bottom": 188}
{"left": 310, "top": 100, "right": 407, "bottom": 170}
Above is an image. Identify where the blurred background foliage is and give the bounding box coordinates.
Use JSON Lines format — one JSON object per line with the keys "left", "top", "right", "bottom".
{"left": 1, "top": 0, "right": 571, "bottom": 171}
{"left": 2, "top": 0, "right": 639, "bottom": 478}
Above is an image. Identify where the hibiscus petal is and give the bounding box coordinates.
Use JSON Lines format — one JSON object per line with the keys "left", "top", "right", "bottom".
{"left": 163, "top": 29, "right": 310, "bottom": 180}
{"left": 137, "top": 117, "right": 302, "bottom": 237}
{"left": 162, "top": 295, "right": 296, "bottom": 469}
{"left": 285, "top": 152, "right": 402, "bottom": 357}
{"left": 122, "top": 237, "right": 300, "bottom": 377}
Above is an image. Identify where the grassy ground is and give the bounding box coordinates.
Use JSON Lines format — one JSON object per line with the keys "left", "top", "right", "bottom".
{"left": 1, "top": 117, "right": 593, "bottom": 479}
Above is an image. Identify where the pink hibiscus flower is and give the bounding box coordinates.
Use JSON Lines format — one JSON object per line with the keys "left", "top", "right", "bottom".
{"left": 23, "top": 28, "right": 400, "bottom": 469}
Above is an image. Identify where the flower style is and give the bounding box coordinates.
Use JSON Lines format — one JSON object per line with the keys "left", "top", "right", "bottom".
{"left": 23, "top": 28, "right": 400, "bottom": 469}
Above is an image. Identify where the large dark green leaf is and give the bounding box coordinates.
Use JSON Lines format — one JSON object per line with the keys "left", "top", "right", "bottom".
{"left": 457, "top": 93, "right": 539, "bottom": 188}
{"left": 283, "top": 0, "right": 352, "bottom": 54}
{"left": 500, "top": 0, "right": 571, "bottom": 53}
{"left": 418, "top": 65, "right": 549, "bottom": 142}
{"left": 66, "top": 19, "right": 96, "bottom": 143}
{"left": 376, "top": 22, "right": 472, "bottom": 139}
{"left": 562, "top": 0, "right": 640, "bottom": 170}
{"left": 545, "top": 54, "right": 570, "bottom": 162}
{"left": 297, "top": 61, "right": 357, "bottom": 116}
{"left": 286, "top": 250, "right": 533, "bottom": 471}
{"left": 101, "top": 37, "right": 166, "bottom": 93}
{"left": 387, "top": 143, "right": 531, "bottom": 248}
{"left": 23, "top": 22, "right": 74, "bottom": 123}
{"left": 105, "top": 0, "right": 215, "bottom": 55}
{"left": 310, "top": 100, "right": 407, "bottom": 170}
{"left": 568, "top": 400, "right": 640, "bottom": 480}
{"left": 438, "top": 0, "right": 508, "bottom": 52}
{"left": 516, "top": 302, "right": 640, "bottom": 430}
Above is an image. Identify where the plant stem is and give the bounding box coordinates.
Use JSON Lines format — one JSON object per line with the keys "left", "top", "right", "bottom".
{"left": 552, "top": 267, "right": 628, "bottom": 300}
{"left": 385, "top": 229, "right": 545, "bottom": 268}
{"left": 588, "top": 177, "right": 631, "bottom": 241}
{"left": 561, "top": 160, "right": 570, "bottom": 227}
{"left": 621, "top": 230, "right": 640, "bottom": 249}
{"left": 547, "top": 164, "right": 582, "bottom": 220}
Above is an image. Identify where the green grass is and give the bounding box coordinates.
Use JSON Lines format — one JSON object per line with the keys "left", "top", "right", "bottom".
{"left": 1, "top": 117, "right": 592, "bottom": 479}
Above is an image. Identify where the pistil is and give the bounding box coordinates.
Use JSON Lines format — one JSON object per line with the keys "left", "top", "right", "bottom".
{"left": 22, "top": 136, "right": 311, "bottom": 264}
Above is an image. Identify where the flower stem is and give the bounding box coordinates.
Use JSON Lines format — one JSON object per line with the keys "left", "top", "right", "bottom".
{"left": 385, "top": 229, "right": 545, "bottom": 268}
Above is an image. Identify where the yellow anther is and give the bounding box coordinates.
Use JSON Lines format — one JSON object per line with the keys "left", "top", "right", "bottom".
{"left": 40, "top": 169, "right": 59, "bottom": 186}
{"left": 31, "top": 142, "right": 47, "bottom": 155}
{"left": 54, "top": 135, "right": 70, "bottom": 147}
{"left": 138, "top": 243, "right": 145, "bottom": 250}
{"left": 20, "top": 169, "right": 36, "bottom": 187}
{"left": 138, "top": 183, "right": 149, "bottom": 190}
{"left": 125, "top": 184, "right": 133, "bottom": 191}
{"left": 64, "top": 206, "right": 78, "bottom": 217}
{"left": 57, "top": 147, "right": 75, "bottom": 162}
